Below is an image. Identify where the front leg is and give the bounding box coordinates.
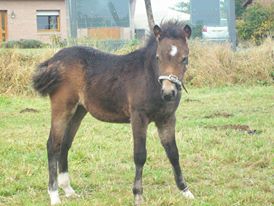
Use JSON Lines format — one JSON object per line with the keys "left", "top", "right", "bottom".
{"left": 131, "top": 111, "right": 149, "bottom": 206}
{"left": 155, "top": 115, "right": 194, "bottom": 199}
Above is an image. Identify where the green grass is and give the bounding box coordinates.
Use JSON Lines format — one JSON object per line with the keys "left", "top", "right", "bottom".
{"left": 0, "top": 85, "right": 273, "bottom": 206}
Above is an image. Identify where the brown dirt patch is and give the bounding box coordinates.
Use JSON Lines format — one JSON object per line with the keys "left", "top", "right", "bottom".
{"left": 204, "top": 112, "right": 233, "bottom": 118}
{"left": 206, "top": 124, "right": 261, "bottom": 135}
{"left": 20, "top": 108, "right": 39, "bottom": 113}
{"left": 184, "top": 98, "right": 202, "bottom": 103}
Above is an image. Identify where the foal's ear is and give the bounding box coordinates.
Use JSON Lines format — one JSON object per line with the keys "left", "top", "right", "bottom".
{"left": 183, "top": 24, "right": 192, "bottom": 39}
{"left": 153, "top": 25, "right": 162, "bottom": 39}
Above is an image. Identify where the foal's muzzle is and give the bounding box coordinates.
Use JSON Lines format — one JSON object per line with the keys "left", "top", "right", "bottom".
{"left": 158, "top": 75, "right": 188, "bottom": 101}
{"left": 160, "top": 88, "right": 176, "bottom": 101}
{"left": 158, "top": 75, "right": 179, "bottom": 101}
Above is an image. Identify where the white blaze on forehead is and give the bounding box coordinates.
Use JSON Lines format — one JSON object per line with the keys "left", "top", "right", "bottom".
{"left": 170, "top": 45, "right": 178, "bottom": 56}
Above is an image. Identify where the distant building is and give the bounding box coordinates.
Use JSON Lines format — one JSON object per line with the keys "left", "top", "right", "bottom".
{"left": 67, "top": 0, "right": 136, "bottom": 40}
{"left": 0, "top": 0, "right": 191, "bottom": 44}
{"left": 0, "top": 0, "right": 136, "bottom": 43}
{"left": 0, "top": 0, "right": 67, "bottom": 43}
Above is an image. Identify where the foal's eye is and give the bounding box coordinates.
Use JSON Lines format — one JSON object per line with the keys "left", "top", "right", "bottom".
{"left": 181, "top": 57, "right": 188, "bottom": 65}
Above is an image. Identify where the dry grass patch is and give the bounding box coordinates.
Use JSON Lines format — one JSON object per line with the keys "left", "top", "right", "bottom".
{"left": 0, "top": 39, "right": 273, "bottom": 95}
{"left": 187, "top": 39, "right": 274, "bottom": 87}
{"left": 0, "top": 49, "right": 54, "bottom": 95}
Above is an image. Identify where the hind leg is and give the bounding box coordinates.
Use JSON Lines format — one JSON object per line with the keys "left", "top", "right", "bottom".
{"left": 47, "top": 134, "right": 61, "bottom": 205}
{"left": 58, "top": 105, "right": 87, "bottom": 198}
{"left": 47, "top": 97, "right": 78, "bottom": 205}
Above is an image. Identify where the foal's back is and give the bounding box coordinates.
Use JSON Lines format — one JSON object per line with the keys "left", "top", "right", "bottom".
{"left": 33, "top": 46, "right": 146, "bottom": 123}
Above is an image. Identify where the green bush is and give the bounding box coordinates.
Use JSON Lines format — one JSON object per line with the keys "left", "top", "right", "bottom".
{"left": 190, "top": 23, "right": 203, "bottom": 39}
{"left": 2, "top": 39, "right": 46, "bottom": 48}
{"left": 237, "top": 3, "right": 274, "bottom": 45}
{"left": 235, "top": 0, "right": 246, "bottom": 17}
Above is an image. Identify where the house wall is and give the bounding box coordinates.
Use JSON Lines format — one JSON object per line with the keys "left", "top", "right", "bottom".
{"left": 0, "top": 0, "right": 67, "bottom": 43}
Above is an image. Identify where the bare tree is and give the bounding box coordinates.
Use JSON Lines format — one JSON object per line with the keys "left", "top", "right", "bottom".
{"left": 242, "top": 0, "right": 253, "bottom": 8}
{"left": 144, "top": 0, "right": 155, "bottom": 32}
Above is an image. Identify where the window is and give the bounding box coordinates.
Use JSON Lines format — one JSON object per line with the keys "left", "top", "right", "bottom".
{"left": 36, "top": 10, "right": 60, "bottom": 32}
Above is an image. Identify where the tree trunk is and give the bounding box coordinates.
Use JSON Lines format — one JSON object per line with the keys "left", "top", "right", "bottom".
{"left": 144, "top": 0, "right": 155, "bottom": 32}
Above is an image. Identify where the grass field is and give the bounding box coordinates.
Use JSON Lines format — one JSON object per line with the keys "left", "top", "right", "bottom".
{"left": 0, "top": 85, "right": 273, "bottom": 206}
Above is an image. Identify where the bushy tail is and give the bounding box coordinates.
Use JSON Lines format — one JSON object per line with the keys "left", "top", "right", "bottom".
{"left": 32, "top": 60, "right": 62, "bottom": 96}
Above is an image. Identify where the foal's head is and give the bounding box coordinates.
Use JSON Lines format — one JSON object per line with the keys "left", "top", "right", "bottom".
{"left": 154, "top": 22, "right": 192, "bottom": 101}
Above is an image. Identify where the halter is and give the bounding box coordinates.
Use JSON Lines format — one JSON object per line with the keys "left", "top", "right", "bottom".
{"left": 158, "top": 74, "right": 188, "bottom": 93}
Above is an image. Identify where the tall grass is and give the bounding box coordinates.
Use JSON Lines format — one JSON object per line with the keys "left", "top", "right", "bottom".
{"left": 186, "top": 38, "right": 274, "bottom": 87}
{"left": 0, "top": 49, "right": 54, "bottom": 95}
{"left": 0, "top": 39, "right": 273, "bottom": 95}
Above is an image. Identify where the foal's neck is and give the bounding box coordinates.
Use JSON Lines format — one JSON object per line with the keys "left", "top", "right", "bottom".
{"left": 141, "top": 39, "right": 160, "bottom": 90}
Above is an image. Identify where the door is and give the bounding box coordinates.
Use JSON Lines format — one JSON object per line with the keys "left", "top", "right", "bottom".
{"left": 0, "top": 11, "right": 8, "bottom": 43}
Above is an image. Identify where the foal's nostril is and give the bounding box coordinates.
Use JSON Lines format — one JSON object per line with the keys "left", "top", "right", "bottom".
{"left": 163, "top": 94, "right": 172, "bottom": 101}
{"left": 172, "top": 90, "right": 176, "bottom": 97}
{"left": 161, "top": 88, "right": 176, "bottom": 101}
